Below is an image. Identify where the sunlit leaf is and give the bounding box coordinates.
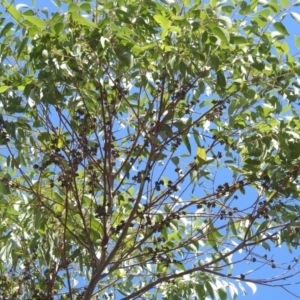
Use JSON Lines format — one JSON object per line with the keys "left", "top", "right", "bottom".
{"left": 290, "top": 12, "right": 300, "bottom": 24}
{"left": 196, "top": 147, "right": 206, "bottom": 167}
{"left": 71, "top": 12, "right": 97, "bottom": 27}
{"left": 212, "top": 26, "right": 230, "bottom": 43}
{"left": 0, "top": 86, "right": 10, "bottom": 93}
{"left": 2, "top": 0, "right": 21, "bottom": 21}
{"left": 245, "top": 281, "right": 257, "bottom": 294}
{"left": 23, "top": 15, "right": 45, "bottom": 27}
{"left": 153, "top": 14, "right": 171, "bottom": 29}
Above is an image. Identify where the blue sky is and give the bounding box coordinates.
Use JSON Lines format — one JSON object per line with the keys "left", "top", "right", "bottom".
{"left": 2, "top": 0, "right": 300, "bottom": 299}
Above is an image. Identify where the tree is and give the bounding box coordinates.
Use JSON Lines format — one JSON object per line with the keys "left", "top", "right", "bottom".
{"left": 1, "top": 0, "right": 300, "bottom": 299}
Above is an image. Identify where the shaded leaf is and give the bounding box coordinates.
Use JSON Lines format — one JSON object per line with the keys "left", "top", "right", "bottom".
{"left": 0, "top": 22, "right": 14, "bottom": 38}
{"left": 218, "top": 288, "right": 227, "bottom": 300}
{"left": 231, "top": 35, "right": 247, "bottom": 44}
{"left": 205, "top": 281, "right": 215, "bottom": 299}
{"left": 273, "top": 22, "right": 289, "bottom": 35}
{"left": 182, "top": 134, "right": 191, "bottom": 154}
{"left": 217, "top": 70, "right": 226, "bottom": 88}
{"left": 0, "top": 181, "right": 10, "bottom": 195}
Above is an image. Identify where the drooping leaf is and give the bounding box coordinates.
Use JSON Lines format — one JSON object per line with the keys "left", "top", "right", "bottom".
{"left": 290, "top": 12, "right": 300, "bottom": 24}
{"left": 217, "top": 70, "right": 226, "bottom": 88}
{"left": 212, "top": 26, "right": 230, "bottom": 44}
{"left": 273, "top": 22, "right": 289, "bottom": 35}
{"left": 0, "top": 22, "right": 14, "bottom": 38}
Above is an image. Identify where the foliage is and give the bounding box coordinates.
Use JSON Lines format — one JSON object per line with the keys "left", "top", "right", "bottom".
{"left": 1, "top": 0, "right": 300, "bottom": 299}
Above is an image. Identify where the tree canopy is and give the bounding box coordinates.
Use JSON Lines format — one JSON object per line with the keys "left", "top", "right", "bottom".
{"left": 1, "top": 0, "right": 300, "bottom": 299}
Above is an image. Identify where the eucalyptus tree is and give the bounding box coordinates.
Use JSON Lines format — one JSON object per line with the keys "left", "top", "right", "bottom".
{"left": 1, "top": 0, "right": 300, "bottom": 299}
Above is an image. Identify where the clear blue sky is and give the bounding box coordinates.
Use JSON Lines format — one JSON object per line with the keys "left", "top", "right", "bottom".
{"left": 3, "top": 0, "right": 300, "bottom": 299}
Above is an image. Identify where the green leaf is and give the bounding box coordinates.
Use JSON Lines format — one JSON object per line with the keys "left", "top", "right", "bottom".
{"left": 0, "top": 181, "right": 10, "bottom": 195}
{"left": 2, "top": 0, "right": 21, "bottom": 22}
{"left": 252, "top": 58, "right": 265, "bottom": 71}
{"left": 80, "top": 3, "right": 91, "bottom": 12}
{"left": 281, "top": 0, "right": 290, "bottom": 6}
{"left": 0, "top": 22, "right": 14, "bottom": 38}
{"left": 212, "top": 26, "right": 230, "bottom": 44}
{"left": 195, "top": 284, "right": 206, "bottom": 300}
{"left": 210, "top": 0, "right": 217, "bottom": 8}
{"left": 257, "top": 8, "right": 271, "bottom": 18}
{"left": 266, "top": 2, "right": 281, "bottom": 13}
{"left": 54, "top": 22, "right": 64, "bottom": 34}
{"left": 256, "top": 221, "right": 269, "bottom": 233}
{"left": 262, "top": 241, "right": 271, "bottom": 251}
{"left": 205, "top": 281, "right": 215, "bottom": 299}
{"left": 34, "top": 207, "right": 41, "bottom": 228}
{"left": 23, "top": 15, "right": 45, "bottom": 28}
{"left": 198, "top": 81, "right": 205, "bottom": 94}
{"left": 218, "top": 288, "right": 227, "bottom": 300}
{"left": 273, "top": 22, "right": 289, "bottom": 35}
{"left": 240, "top": 185, "right": 245, "bottom": 194}
{"left": 171, "top": 157, "right": 179, "bottom": 166}
{"left": 71, "top": 12, "right": 97, "bottom": 27}
{"left": 53, "top": 192, "right": 64, "bottom": 205}
{"left": 230, "top": 218, "right": 238, "bottom": 236}
{"left": 0, "top": 86, "right": 10, "bottom": 93}
{"left": 153, "top": 14, "right": 170, "bottom": 29}
{"left": 208, "top": 55, "right": 220, "bottom": 70}
{"left": 192, "top": 128, "right": 201, "bottom": 147}
{"left": 17, "top": 37, "right": 28, "bottom": 58}
{"left": 68, "top": 3, "right": 81, "bottom": 12}
{"left": 52, "top": 0, "right": 61, "bottom": 8}
{"left": 231, "top": 35, "right": 247, "bottom": 44}
{"left": 196, "top": 147, "right": 206, "bottom": 167}
{"left": 217, "top": 70, "right": 226, "bottom": 88}
{"left": 182, "top": 134, "right": 191, "bottom": 154}
{"left": 275, "top": 41, "right": 289, "bottom": 54}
